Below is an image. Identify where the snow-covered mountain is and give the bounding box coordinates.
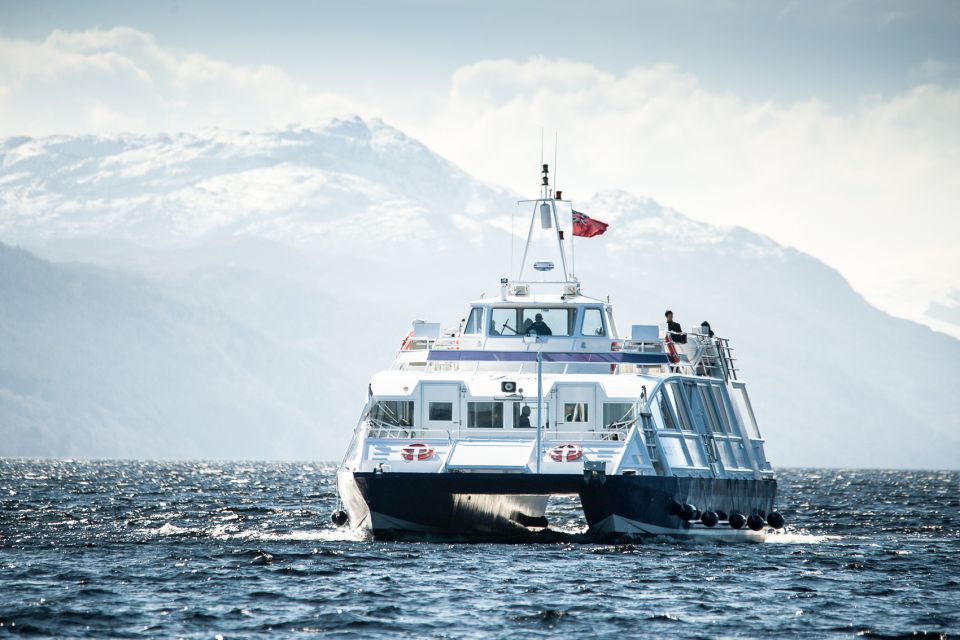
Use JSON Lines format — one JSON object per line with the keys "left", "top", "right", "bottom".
{"left": 1, "top": 118, "right": 957, "bottom": 467}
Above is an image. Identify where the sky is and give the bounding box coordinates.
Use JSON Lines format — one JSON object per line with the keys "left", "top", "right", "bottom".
{"left": 1, "top": 0, "right": 959, "bottom": 329}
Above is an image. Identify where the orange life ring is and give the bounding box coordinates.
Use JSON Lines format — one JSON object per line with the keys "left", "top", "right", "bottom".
{"left": 664, "top": 334, "right": 680, "bottom": 364}
{"left": 401, "top": 443, "right": 434, "bottom": 461}
{"left": 549, "top": 443, "right": 583, "bottom": 462}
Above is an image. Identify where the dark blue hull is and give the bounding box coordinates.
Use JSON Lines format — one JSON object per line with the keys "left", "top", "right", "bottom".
{"left": 339, "top": 471, "right": 582, "bottom": 537}
{"left": 339, "top": 470, "right": 777, "bottom": 541}
{"left": 580, "top": 475, "right": 778, "bottom": 540}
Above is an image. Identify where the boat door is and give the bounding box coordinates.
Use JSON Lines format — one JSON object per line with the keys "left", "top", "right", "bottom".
{"left": 420, "top": 382, "right": 463, "bottom": 434}
{"left": 554, "top": 383, "right": 596, "bottom": 434}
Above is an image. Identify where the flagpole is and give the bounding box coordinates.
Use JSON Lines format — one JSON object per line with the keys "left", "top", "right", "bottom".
{"left": 571, "top": 208, "right": 576, "bottom": 280}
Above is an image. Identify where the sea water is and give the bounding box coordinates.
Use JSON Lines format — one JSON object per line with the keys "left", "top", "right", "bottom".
{"left": 0, "top": 460, "right": 956, "bottom": 638}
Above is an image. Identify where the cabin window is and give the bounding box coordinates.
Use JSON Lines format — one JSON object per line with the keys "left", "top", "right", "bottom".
{"left": 563, "top": 402, "right": 589, "bottom": 422}
{"left": 489, "top": 307, "right": 575, "bottom": 337}
{"left": 581, "top": 308, "right": 606, "bottom": 337}
{"left": 652, "top": 394, "right": 678, "bottom": 431}
{"left": 512, "top": 402, "right": 549, "bottom": 428}
{"left": 659, "top": 436, "right": 690, "bottom": 467}
{"left": 467, "top": 402, "right": 504, "bottom": 428}
{"left": 463, "top": 307, "right": 484, "bottom": 335}
{"left": 730, "top": 385, "right": 763, "bottom": 440}
{"left": 370, "top": 400, "right": 414, "bottom": 427}
{"left": 709, "top": 386, "right": 736, "bottom": 435}
{"left": 666, "top": 383, "right": 695, "bottom": 432}
{"left": 697, "top": 386, "right": 725, "bottom": 434}
{"left": 603, "top": 403, "right": 636, "bottom": 430}
{"left": 428, "top": 402, "right": 453, "bottom": 421}
{"left": 684, "top": 438, "right": 708, "bottom": 467}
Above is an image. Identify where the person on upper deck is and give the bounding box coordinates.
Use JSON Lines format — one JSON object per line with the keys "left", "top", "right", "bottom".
{"left": 665, "top": 310, "right": 687, "bottom": 343}
{"left": 527, "top": 313, "right": 553, "bottom": 336}
{"left": 700, "top": 321, "right": 715, "bottom": 338}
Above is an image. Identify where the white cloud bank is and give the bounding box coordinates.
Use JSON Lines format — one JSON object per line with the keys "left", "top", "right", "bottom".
{"left": 0, "top": 27, "right": 362, "bottom": 134}
{"left": 409, "top": 58, "right": 960, "bottom": 325}
{"left": 1, "top": 29, "right": 958, "bottom": 327}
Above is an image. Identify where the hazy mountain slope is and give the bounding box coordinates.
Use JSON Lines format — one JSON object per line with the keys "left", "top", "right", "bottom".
{"left": 1, "top": 118, "right": 957, "bottom": 467}
{"left": 0, "top": 242, "right": 348, "bottom": 459}
{"left": 571, "top": 192, "right": 960, "bottom": 468}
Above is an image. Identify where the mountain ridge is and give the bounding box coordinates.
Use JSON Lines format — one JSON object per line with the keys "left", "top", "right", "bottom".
{"left": 1, "top": 117, "right": 957, "bottom": 466}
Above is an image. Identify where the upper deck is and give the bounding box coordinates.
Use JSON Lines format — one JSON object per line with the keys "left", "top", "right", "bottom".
{"left": 394, "top": 282, "right": 739, "bottom": 382}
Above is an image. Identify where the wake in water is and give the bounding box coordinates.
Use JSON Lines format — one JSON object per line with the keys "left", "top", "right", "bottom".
{"left": 151, "top": 522, "right": 370, "bottom": 542}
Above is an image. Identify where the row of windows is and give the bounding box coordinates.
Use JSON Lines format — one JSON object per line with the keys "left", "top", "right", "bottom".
{"left": 654, "top": 381, "right": 739, "bottom": 437}
{"left": 463, "top": 306, "right": 607, "bottom": 338}
{"left": 370, "top": 400, "right": 637, "bottom": 430}
{"left": 651, "top": 381, "right": 755, "bottom": 471}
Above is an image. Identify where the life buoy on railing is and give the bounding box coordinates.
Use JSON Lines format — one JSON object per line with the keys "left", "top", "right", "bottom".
{"left": 400, "top": 443, "right": 434, "bottom": 461}
{"left": 549, "top": 443, "right": 583, "bottom": 462}
{"left": 664, "top": 334, "right": 680, "bottom": 364}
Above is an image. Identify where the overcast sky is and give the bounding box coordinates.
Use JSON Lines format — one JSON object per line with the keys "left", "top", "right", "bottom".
{"left": 1, "top": 0, "right": 958, "bottom": 327}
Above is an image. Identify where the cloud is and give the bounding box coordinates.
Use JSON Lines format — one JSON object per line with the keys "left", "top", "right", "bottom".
{"left": 0, "top": 27, "right": 956, "bottom": 327}
{"left": 0, "top": 27, "right": 364, "bottom": 135}
{"left": 406, "top": 57, "right": 960, "bottom": 322}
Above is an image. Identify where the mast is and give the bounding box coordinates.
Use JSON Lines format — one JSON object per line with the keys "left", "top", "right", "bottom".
{"left": 516, "top": 164, "right": 574, "bottom": 283}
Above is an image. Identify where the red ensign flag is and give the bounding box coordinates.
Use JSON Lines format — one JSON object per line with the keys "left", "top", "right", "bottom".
{"left": 572, "top": 210, "right": 609, "bottom": 237}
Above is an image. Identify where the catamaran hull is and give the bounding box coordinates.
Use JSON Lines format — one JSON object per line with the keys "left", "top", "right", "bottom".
{"left": 579, "top": 475, "right": 778, "bottom": 541}
{"left": 338, "top": 470, "right": 776, "bottom": 540}
{"left": 337, "top": 470, "right": 583, "bottom": 538}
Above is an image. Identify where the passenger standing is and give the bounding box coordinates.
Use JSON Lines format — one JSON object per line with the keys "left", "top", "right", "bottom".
{"left": 664, "top": 310, "right": 686, "bottom": 343}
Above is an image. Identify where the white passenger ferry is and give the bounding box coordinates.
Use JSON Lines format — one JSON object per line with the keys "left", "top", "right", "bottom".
{"left": 334, "top": 165, "right": 784, "bottom": 540}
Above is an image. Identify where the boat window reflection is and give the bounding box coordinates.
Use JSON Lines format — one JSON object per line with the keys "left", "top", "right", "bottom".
{"left": 511, "top": 402, "right": 548, "bottom": 428}
{"left": 370, "top": 400, "right": 414, "bottom": 427}
{"left": 603, "top": 403, "right": 636, "bottom": 430}
{"left": 467, "top": 401, "right": 504, "bottom": 428}
{"left": 581, "top": 308, "right": 606, "bottom": 336}
{"left": 564, "top": 402, "right": 589, "bottom": 422}
{"left": 428, "top": 402, "right": 453, "bottom": 421}
{"left": 463, "top": 307, "right": 484, "bottom": 335}
{"left": 488, "top": 307, "right": 575, "bottom": 336}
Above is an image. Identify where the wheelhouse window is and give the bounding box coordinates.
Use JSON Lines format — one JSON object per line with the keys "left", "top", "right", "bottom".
{"left": 463, "top": 307, "right": 484, "bottom": 335}
{"left": 428, "top": 402, "right": 453, "bottom": 421}
{"left": 603, "top": 403, "right": 636, "bottom": 430}
{"left": 581, "top": 308, "right": 607, "bottom": 337}
{"left": 370, "top": 400, "right": 414, "bottom": 427}
{"left": 488, "top": 307, "right": 575, "bottom": 337}
{"left": 467, "top": 402, "right": 504, "bottom": 428}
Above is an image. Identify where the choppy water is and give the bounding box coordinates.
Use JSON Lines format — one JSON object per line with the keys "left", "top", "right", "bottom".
{"left": 0, "top": 461, "right": 957, "bottom": 638}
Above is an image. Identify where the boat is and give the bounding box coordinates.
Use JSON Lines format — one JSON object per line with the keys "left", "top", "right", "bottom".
{"left": 334, "top": 164, "right": 784, "bottom": 540}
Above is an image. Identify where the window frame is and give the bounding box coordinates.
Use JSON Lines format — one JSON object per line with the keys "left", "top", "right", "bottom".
{"left": 466, "top": 401, "right": 505, "bottom": 428}
{"left": 580, "top": 307, "right": 607, "bottom": 337}
{"left": 487, "top": 307, "right": 576, "bottom": 337}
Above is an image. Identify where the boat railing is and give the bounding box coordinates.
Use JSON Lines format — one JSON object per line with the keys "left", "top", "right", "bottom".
{"left": 363, "top": 423, "right": 632, "bottom": 443}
